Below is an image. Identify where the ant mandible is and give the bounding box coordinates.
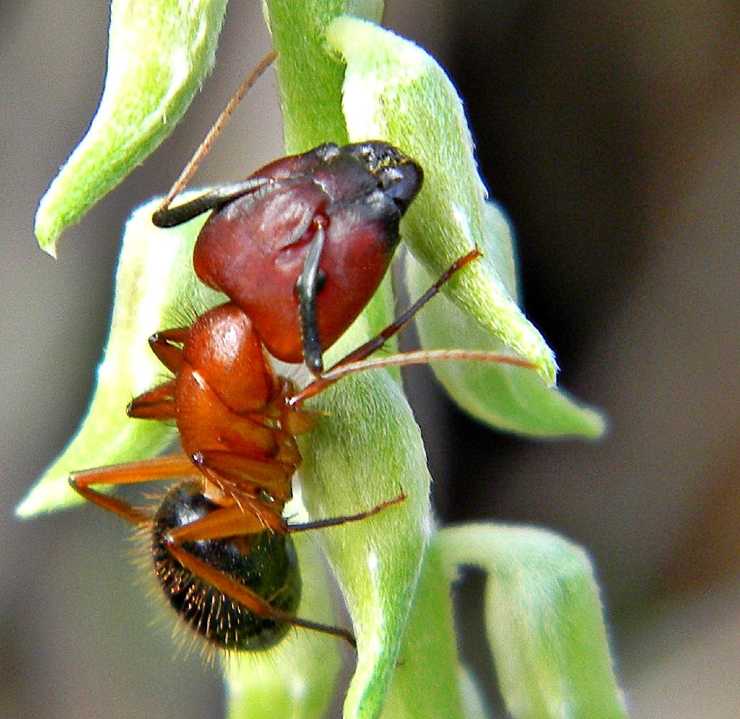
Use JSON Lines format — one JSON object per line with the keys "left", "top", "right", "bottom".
{"left": 69, "top": 52, "right": 533, "bottom": 652}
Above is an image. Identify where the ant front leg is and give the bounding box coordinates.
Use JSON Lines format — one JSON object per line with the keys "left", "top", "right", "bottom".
{"left": 125, "top": 327, "right": 190, "bottom": 419}
{"left": 289, "top": 249, "right": 538, "bottom": 406}
{"left": 146, "top": 326, "right": 189, "bottom": 372}
{"left": 126, "top": 380, "right": 176, "bottom": 420}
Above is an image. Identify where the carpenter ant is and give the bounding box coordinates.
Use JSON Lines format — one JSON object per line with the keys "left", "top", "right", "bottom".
{"left": 69, "top": 53, "right": 533, "bottom": 652}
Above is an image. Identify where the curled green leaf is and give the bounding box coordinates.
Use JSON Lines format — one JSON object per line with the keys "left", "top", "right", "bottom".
{"left": 298, "top": 312, "right": 433, "bottom": 719}
{"left": 406, "top": 202, "right": 606, "bottom": 438}
{"left": 326, "top": 16, "right": 557, "bottom": 385}
{"left": 35, "top": 0, "right": 228, "bottom": 255}
{"left": 263, "top": 0, "right": 381, "bottom": 153}
{"left": 381, "top": 538, "right": 468, "bottom": 719}
{"left": 266, "top": 4, "right": 436, "bottom": 717}
{"left": 17, "top": 194, "right": 222, "bottom": 518}
{"left": 439, "top": 524, "right": 628, "bottom": 719}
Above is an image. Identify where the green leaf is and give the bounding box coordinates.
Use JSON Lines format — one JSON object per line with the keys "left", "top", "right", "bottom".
{"left": 439, "top": 524, "right": 628, "bottom": 719}
{"left": 263, "top": 0, "right": 382, "bottom": 153}
{"left": 380, "top": 538, "right": 468, "bottom": 719}
{"left": 266, "top": 4, "right": 436, "bottom": 718}
{"left": 224, "top": 516, "right": 343, "bottom": 719}
{"left": 298, "top": 342, "right": 432, "bottom": 719}
{"left": 326, "top": 16, "right": 557, "bottom": 385}
{"left": 35, "top": 0, "right": 228, "bottom": 255}
{"left": 17, "top": 194, "right": 222, "bottom": 518}
{"left": 406, "top": 202, "right": 606, "bottom": 438}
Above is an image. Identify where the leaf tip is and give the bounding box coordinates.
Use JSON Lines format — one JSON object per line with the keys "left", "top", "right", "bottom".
{"left": 14, "top": 497, "right": 35, "bottom": 519}
{"left": 539, "top": 349, "right": 558, "bottom": 387}
{"left": 15, "top": 479, "right": 71, "bottom": 519}
{"left": 580, "top": 406, "right": 608, "bottom": 439}
{"left": 34, "top": 198, "right": 61, "bottom": 257}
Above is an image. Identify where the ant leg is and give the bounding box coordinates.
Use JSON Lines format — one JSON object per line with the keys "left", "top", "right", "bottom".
{"left": 126, "top": 327, "right": 185, "bottom": 418}
{"left": 286, "top": 492, "right": 406, "bottom": 533}
{"left": 164, "top": 540, "right": 356, "bottom": 647}
{"left": 295, "top": 223, "right": 327, "bottom": 375}
{"left": 69, "top": 454, "right": 199, "bottom": 524}
{"left": 154, "top": 49, "right": 277, "bottom": 218}
{"left": 126, "top": 380, "right": 176, "bottom": 420}
{"left": 72, "top": 457, "right": 355, "bottom": 644}
{"left": 167, "top": 492, "right": 406, "bottom": 646}
{"left": 165, "top": 501, "right": 282, "bottom": 543}
{"left": 163, "top": 503, "right": 356, "bottom": 645}
{"left": 289, "top": 248, "right": 536, "bottom": 405}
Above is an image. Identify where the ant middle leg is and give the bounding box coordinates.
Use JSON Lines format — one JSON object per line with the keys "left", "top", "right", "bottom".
{"left": 72, "top": 461, "right": 357, "bottom": 648}
{"left": 159, "top": 495, "right": 359, "bottom": 646}
{"left": 162, "top": 488, "right": 406, "bottom": 648}
{"left": 286, "top": 492, "right": 406, "bottom": 534}
{"left": 70, "top": 454, "right": 354, "bottom": 646}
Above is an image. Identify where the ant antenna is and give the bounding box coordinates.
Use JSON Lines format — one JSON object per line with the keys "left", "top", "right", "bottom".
{"left": 156, "top": 49, "right": 278, "bottom": 215}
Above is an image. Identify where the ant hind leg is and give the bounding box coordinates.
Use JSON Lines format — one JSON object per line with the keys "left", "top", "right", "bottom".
{"left": 165, "top": 541, "right": 357, "bottom": 647}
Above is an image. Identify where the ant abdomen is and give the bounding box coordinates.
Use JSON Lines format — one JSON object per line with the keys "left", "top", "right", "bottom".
{"left": 151, "top": 482, "right": 301, "bottom": 651}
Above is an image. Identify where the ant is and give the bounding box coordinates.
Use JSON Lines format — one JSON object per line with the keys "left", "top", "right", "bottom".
{"left": 69, "top": 52, "right": 533, "bottom": 652}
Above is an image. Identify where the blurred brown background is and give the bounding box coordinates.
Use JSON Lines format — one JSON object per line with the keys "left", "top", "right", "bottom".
{"left": 1, "top": 1, "right": 738, "bottom": 717}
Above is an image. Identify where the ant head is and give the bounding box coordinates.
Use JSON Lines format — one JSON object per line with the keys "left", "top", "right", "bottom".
{"left": 193, "top": 142, "right": 425, "bottom": 364}
{"left": 345, "top": 141, "right": 423, "bottom": 213}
